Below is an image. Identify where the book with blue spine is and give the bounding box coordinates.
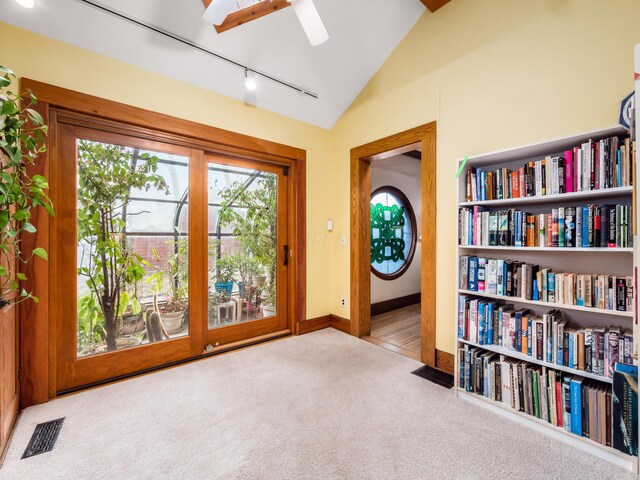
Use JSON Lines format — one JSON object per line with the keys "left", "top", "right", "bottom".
{"left": 617, "top": 151, "right": 622, "bottom": 187}
{"left": 468, "top": 257, "right": 478, "bottom": 291}
{"left": 477, "top": 301, "right": 487, "bottom": 344}
{"left": 515, "top": 211, "right": 522, "bottom": 247}
{"left": 548, "top": 273, "right": 556, "bottom": 303}
{"left": 486, "top": 302, "right": 495, "bottom": 344}
{"left": 514, "top": 309, "right": 528, "bottom": 353}
{"left": 527, "top": 319, "right": 533, "bottom": 356}
{"left": 570, "top": 377, "right": 583, "bottom": 436}
{"left": 568, "top": 333, "right": 574, "bottom": 368}
{"left": 457, "top": 294, "right": 468, "bottom": 339}
{"left": 581, "top": 206, "right": 589, "bottom": 247}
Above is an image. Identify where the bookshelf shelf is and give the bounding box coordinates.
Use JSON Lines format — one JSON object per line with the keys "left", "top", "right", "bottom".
{"left": 460, "top": 186, "right": 632, "bottom": 207}
{"left": 455, "top": 124, "right": 637, "bottom": 472}
{"left": 457, "top": 289, "right": 634, "bottom": 318}
{"left": 458, "top": 246, "right": 633, "bottom": 253}
{"left": 457, "top": 338, "right": 613, "bottom": 384}
{"left": 456, "top": 389, "right": 636, "bottom": 471}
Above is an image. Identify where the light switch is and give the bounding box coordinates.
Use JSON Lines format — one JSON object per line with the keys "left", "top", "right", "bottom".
{"left": 327, "top": 219, "right": 334, "bottom": 231}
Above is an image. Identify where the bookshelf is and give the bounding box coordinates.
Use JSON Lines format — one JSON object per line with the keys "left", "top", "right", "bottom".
{"left": 454, "top": 125, "right": 637, "bottom": 473}
{"left": 457, "top": 289, "right": 634, "bottom": 318}
{"left": 459, "top": 246, "right": 633, "bottom": 253}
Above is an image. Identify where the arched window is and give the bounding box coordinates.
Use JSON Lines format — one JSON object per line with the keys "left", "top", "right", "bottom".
{"left": 370, "top": 186, "right": 417, "bottom": 280}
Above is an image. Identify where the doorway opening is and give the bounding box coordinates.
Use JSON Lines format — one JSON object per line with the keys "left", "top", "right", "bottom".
{"left": 364, "top": 152, "right": 422, "bottom": 361}
{"left": 349, "top": 122, "right": 437, "bottom": 367}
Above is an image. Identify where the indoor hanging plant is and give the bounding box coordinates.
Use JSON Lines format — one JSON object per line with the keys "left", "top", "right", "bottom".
{"left": 0, "top": 66, "right": 54, "bottom": 307}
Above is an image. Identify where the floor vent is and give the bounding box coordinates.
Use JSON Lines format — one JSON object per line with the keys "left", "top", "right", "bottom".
{"left": 411, "top": 365, "right": 454, "bottom": 389}
{"left": 21, "top": 418, "right": 65, "bottom": 459}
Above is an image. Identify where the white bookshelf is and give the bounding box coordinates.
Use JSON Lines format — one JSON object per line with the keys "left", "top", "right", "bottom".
{"left": 457, "top": 289, "right": 634, "bottom": 318}
{"left": 454, "top": 125, "right": 637, "bottom": 472}
{"left": 459, "top": 246, "right": 633, "bottom": 253}
{"left": 460, "top": 185, "right": 632, "bottom": 207}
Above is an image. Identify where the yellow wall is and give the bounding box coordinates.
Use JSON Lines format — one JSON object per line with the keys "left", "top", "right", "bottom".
{"left": 0, "top": 22, "right": 332, "bottom": 319}
{"left": 4, "top": 0, "right": 640, "bottom": 353}
{"left": 329, "top": 0, "right": 640, "bottom": 353}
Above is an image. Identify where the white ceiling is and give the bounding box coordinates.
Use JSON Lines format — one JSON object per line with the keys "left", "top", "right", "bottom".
{"left": 372, "top": 153, "right": 421, "bottom": 177}
{"left": 0, "top": 0, "right": 425, "bottom": 129}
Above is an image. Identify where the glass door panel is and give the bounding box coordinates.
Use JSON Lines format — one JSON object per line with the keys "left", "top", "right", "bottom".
{"left": 75, "top": 138, "right": 190, "bottom": 357}
{"left": 205, "top": 154, "right": 288, "bottom": 344}
{"left": 208, "top": 164, "right": 278, "bottom": 326}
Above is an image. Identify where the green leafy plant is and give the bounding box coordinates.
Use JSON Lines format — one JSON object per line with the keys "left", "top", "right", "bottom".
{"left": 218, "top": 174, "right": 276, "bottom": 303}
{"left": 0, "top": 66, "right": 54, "bottom": 306}
{"left": 229, "top": 251, "right": 263, "bottom": 286}
{"left": 77, "top": 293, "right": 106, "bottom": 351}
{"left": 76, "top": 140, "right": 169, "bottom": 351}
{"left": 145, "top": 237, "right": 188, "bottom": 313}
{"left": 214, "top": 254, "right": 236, "bottom": 283}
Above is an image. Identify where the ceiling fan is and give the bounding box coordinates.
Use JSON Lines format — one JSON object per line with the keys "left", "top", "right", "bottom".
{"left": 202, "top": 0, "right": 329, "bottom": 46}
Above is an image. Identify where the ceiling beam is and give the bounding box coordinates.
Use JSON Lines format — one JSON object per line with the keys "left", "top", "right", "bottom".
{"left": 420, "top": 0, "right": 451, "bottom": 13}
{"left": 202, "top": 0, "right": 292, "bottom": 34}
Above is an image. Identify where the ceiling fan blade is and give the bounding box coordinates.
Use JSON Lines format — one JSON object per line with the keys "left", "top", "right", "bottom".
{"left": 202, "top": 0, "right": 238, "bottom": 25}
{"left": 291, "top": 0, "right": 329, "bottom": 46}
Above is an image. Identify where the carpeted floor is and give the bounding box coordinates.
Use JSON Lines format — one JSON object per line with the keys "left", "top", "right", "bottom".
{"left": 0, "top": 329, "right": 634, "bottom": 480}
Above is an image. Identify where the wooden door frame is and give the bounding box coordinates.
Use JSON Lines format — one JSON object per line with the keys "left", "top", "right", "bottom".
{"left": 350, "top": 122, "right": 437, "bottom": 366}
{"left": 19, "top": 78, "right": 306, "bottom": 406}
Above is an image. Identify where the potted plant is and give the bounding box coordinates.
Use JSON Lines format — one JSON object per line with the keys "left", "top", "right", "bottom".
{"left": 0, "top": 66, "right": 54, "bottom": 306}
{"left": 218, "top": 174, "right": 277, "bottom": 294}
{"left": 213, "top": 253, "right": 235, "bottom": 294}
{"left": 119, "top": 289, "right": 145, "bottom": 336}
{"left": 231, "top": 251, "right": 262, "bottom": 295}
{"left": 145, "top": 238, "right": 188, "bottom": 334}
{"left": 207, "top": 289, "right": 227, "bottom": 327}
{"left": 76, "top": 139, "right": 169, "bottom": 351}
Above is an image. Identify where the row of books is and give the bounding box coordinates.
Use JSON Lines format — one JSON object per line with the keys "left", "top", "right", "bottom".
{"left": 465, "top": 134, "right": 633, "bottom": 202}
{"left": 458, "top": 204, "right": 632, "bottom": 248}
{"left": 459, "top": 256, "right": 633, "bottom": 312}
{"left": 457, "top": 295, "right": 633, "bottom": 377}
{"left": 457, "top": 345, "right": 638, "bottom": 455}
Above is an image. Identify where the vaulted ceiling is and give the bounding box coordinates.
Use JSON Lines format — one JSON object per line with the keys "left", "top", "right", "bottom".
{"left": 0, "top": 0, "right": 450, "bottom": 129}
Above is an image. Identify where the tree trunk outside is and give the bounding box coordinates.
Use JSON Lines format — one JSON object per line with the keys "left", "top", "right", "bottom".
{"left": 103, "top": 300, "right": 117, "bottom": 351}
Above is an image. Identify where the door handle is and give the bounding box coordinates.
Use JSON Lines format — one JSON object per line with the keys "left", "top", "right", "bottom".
{"left": 283, "top": 245, "right": 288, "bottom": 266}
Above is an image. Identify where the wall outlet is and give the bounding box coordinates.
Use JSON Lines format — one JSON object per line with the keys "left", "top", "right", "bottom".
{"left": 341, "top": 297, "right": 346, "bottom": 308}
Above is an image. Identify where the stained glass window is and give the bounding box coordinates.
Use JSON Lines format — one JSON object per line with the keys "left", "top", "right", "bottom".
{"left": 370, "top": 186, "right": 416, "bottom": 279}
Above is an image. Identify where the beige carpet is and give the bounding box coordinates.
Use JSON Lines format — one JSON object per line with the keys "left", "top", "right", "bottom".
{"left": 0, "top": 329, "right": 634, "bottom": 480}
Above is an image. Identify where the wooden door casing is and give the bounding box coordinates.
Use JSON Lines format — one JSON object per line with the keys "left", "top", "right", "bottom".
{"left": 0, "top": 304, "right": 19, "bottom": 461}
{"left": 18, "top": 79, "right": 306, "bottom": 405}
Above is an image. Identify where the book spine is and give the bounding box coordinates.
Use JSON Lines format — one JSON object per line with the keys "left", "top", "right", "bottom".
{"left": 564, "top": 150, "right": 574, "bottom": 193}
{"left": 570, "top": 380, "right": 583, "bottom": 436}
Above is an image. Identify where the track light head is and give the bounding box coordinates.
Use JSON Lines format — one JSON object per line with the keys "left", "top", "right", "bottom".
{"left": 244, "top": 69, "right": 257, "bottom": 92}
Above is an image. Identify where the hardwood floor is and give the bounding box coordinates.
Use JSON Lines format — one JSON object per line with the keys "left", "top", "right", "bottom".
{"left": 363, "top": 303, "right": 421, "bottom": 361}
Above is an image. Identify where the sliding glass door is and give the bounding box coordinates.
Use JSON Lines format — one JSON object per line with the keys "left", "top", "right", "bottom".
{"left": 204, "top": 154, "right": 288, "bottom": 347}
{"left": 55, "top": 126, "right": 289, "bottom": 392}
